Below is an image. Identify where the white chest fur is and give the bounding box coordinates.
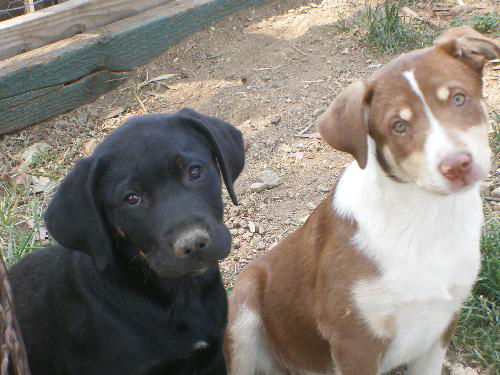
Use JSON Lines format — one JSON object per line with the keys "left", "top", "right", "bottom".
{"left": 334, "top": 153, "right": 482, "bottom": 373}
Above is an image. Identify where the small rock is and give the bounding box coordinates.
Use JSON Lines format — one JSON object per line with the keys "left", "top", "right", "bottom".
{"left": 250, "top": 182, "right": 267, "bottom": 192}
{"left": 20, "top": 143, "right": 50, "bottom": 169}
{"left": 293, "top": 152, "right": 304, "bottom": 161}
{"left": 450, "top": 364, "right": 479, "bottom": 375}
{"left": 342, "top": 48, "right": 349, "bottom": 55}
{"left": 307, "top": 202, "right": 316, "bottom": 210}
{"left": 279, "top": 144, "right": 292, "bottom": 153}
{"left": 257, "top": 169, "right": 282, "bottom": 190}
{"left": 248, "top": 222, "right": 256, "bottom": 233}
{"left": 257, "top": 225, "right": 265, "bottom": 235}
{"left": 318, "top": 185, "right": 330, "bottom": 193}
{"left": 490, "top": 186, "right": 500, "bottom": 198}
{"left": 271, "top": 116, "right": 281, "bottom": 125}
{"left": 32, "top": 176, "right": 53, "bottom": 194}
{"left": 479, "top": 181, "right": 491, "bottom": 196}
{"left": 257, "top": 241, "right": 266, "bottom": 250}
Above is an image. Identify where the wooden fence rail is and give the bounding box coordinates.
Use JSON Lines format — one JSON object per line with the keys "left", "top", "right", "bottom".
{"left": 0, "top": 0, "right": 269, "bottom": 134}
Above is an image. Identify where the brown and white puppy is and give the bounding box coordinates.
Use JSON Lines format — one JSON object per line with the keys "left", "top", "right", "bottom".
{"left": 225, "top": 26, "right": 499, "bottom": 375}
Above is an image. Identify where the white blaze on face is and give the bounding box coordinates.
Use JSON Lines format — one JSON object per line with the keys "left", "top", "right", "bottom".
{"left": 400, "top": 70, "right": 484, "bottom": 193}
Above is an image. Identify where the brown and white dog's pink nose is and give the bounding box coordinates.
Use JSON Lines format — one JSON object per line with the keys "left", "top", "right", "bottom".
{"left": 439, "top": 152, "right": 475, "bottom": 185}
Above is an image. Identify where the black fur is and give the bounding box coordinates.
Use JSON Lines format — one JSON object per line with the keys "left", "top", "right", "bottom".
{"left": 8, "top": 108, "right": 245, "bottom": 375}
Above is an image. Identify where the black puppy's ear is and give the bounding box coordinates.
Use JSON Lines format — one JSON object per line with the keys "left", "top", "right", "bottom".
{"left": 44, "top": 157, "right": 112, "bottom": 271}
{"left": 177, "top": 108, "right": 245, "bottom": 205}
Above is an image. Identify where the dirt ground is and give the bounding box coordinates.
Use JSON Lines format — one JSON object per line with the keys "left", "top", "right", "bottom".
{"left": 0, "top": 0, "right": 498, "bottom": 373}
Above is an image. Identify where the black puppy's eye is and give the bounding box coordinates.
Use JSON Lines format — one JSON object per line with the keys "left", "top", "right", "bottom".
{"left": 188, "top": 166, "right": 203, "bottom": 180}
{"left": 452, "top": 93, "right": 466, "bottom": 107}
{"left": 124, "top": 193, "right": 141, "bottom": 206}
{"left": 393, "top": 121, "right": 408, "bottom": 134}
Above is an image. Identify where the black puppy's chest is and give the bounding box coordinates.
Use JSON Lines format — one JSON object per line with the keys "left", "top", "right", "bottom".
{"left": 77, "top": 269, "right": 227, "bottom": 374}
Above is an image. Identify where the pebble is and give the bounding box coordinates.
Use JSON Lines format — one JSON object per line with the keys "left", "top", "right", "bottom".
{"left": 450, "top": 364, "right": 479, "bottom": 375}
{"left": 490, "top": 186, "right": 500, "bottom": 198}
{"left": 318, "top": 185, "right": 330, "bottom": 193}
{"left": 271, "top": 116, "right": 282, "bottom": 125}
{"left": 250, "top": 182, "right": 267, "bottom": 192}
{"left": 251, "top": 169, "right": 282, "bottom": 192}
{"left": 248, "top": 222, "right": 256, "bottom": 233}
{"left": 479, "top": 181, "right": 491, "bottom": 196}
{"left": 257, "top": 241, "right": 266, "bottom": 250}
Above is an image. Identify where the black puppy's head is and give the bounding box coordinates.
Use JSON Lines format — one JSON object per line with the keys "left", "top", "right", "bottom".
{"left": 44, "top": 109, "right": 245, "bottom": 278}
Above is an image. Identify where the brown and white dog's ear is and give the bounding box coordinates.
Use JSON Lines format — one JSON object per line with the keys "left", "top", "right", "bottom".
{"left": 318, "top": 80, "right": 372, "bottom": 169}
{"left": 434, "top": 26, "right": 500, "bottom": 73}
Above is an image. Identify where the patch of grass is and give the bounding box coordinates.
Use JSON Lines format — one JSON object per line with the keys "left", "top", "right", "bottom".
{"left": 472, "top": 13, "right": 499, "bottom": 34}
{"left": 0, "top": 182, "right": 46, "bottom": 265}
{"left": 451, "top": 13, "right": 500, "bottom": 36}
{"left": 362, "top": 0, "right": 439, "bottom": 53}
{"left": 452, "top": 216, "right": 500, "bottom": 371}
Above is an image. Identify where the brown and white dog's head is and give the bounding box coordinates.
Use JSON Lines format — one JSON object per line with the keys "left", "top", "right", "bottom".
{"left": 319, "top": 26, "right": 499, "bottom": 195}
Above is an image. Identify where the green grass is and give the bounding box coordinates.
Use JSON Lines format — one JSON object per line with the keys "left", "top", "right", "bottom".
{"left": 451, "top": 13, "right": 500, "bottom": 36}
{"left": 333, "top": 0, "right": 440, "bottom": 53}
{"left": 0, "top": 181, "right": 46, "bottom": 265}
{"left": 452, "top": 216, "right": 500, "bottom": 371}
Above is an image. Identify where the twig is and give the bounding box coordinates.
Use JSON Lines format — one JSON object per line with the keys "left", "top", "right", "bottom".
{"left": 133, "top": 89, "right": 147, "bottom": 114}
{"left": 292, "top": 45, "right": 307, "bottom": 56}
{"left": 302, "top": 79, "right": 324, "bottom": 84}
{"left": 253, "top": 64, "right": 283, "bottom": 71}
{"left": 295, "top": 119, "right": 318, "bottom": 136}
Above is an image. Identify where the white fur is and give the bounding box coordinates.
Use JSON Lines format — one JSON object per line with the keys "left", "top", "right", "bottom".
{"left": 335, "top": 137, "right": 482, "bottom": 374}
{"left": 230, "top": 306, "right": 285, "bottom": 375}
{"left": 230, "top": 306, "right": 330, "bottom": 374}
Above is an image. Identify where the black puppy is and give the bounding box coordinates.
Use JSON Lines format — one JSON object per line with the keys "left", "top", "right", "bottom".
{"left": 8, "top": 109, "right": 245, "bottom": 375}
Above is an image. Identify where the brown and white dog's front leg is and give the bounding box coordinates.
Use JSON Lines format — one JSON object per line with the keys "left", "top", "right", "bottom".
{"left": 406, "top": 341, "right": 447, "bottom": 375}
{"left": 406, "top": 316, "right": 458, "bottom": 375}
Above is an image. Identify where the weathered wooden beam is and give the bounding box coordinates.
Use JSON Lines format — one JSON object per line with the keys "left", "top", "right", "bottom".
{"left": 0, "top": 0, "right": 269, "bottom": 134}
{"left": 0, "top": 0, "right": 176, "bottom": 61}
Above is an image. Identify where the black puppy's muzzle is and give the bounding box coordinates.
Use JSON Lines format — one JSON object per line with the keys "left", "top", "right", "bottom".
{"left": 173, "top": 228, "right": 211, "bottom": 258}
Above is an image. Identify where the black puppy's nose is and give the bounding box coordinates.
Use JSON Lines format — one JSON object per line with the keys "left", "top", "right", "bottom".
{"left": 173, "top": 229, "right": 211, "bottom": 258}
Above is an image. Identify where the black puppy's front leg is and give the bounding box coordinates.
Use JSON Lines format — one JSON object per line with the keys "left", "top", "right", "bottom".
{"left": 198, "top": 349, "right": 226, "bottom": 375}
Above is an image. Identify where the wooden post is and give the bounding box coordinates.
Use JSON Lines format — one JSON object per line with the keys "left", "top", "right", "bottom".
{"left": 24, "top": 0, "right": 35, "bottom": 14}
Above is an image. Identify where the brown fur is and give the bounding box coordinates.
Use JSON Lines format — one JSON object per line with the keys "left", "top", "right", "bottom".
{"left": 226, "top": 193, "right": 388, "bottom": 374}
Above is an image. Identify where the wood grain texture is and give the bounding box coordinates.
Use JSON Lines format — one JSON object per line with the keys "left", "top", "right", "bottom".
{"left": 0, "top": 0, "right": 176, "bottom": 61}
{"left": 0, "top": 71, "right": 127, "bottom": 134}
{"left": 0, "top": 0, "right": 270, "bottom": 134}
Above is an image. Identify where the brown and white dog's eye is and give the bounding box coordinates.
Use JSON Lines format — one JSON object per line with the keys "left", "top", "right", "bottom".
{"left": 452, "top": 93, "right": 466, "bottom": 107}
{"left": 392, "top": 121, "right": 408, "bottom": 134}
{"left": 124, "top": 193, "right": 142, "bottom": 206}
{"left": 188, "top": 166, "right": 203, "bottom": 180}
